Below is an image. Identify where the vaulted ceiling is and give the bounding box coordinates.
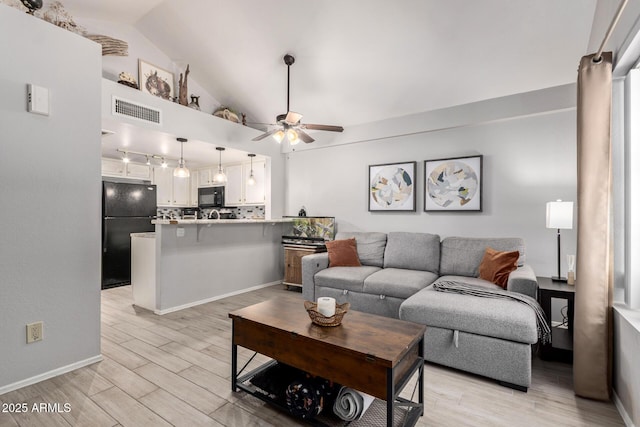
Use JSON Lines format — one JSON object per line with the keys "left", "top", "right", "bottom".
{"left": 60, "top": 0, "right": 598, "bottom": 130}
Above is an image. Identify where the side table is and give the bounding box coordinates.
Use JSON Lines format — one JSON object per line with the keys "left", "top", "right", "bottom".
{"left": 537, "top": 277, "right": 575, "bottom": 363}
{"left": 283, "top": 244, "right": 326, "bottom": 289}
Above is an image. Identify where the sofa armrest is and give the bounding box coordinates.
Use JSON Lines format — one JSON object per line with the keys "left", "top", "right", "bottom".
{"left": 506, "top": 264, "right": 538, "bottom": 299}
{"left": 301, "top": 252, "right": 329, "bottom": 301}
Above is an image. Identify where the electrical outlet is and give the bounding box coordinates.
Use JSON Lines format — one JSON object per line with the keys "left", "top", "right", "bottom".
{"left": 26, "top": 321, "right": 43, "bottom": 343}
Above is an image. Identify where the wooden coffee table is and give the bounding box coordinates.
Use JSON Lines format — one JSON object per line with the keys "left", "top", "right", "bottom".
{"left": 229, "top": 295, "right": 426, "bottom": 427}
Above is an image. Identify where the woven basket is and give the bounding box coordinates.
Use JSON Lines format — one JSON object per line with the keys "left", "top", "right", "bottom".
{"left": 213, "top": 107, "right": 239, "bottom": 123}
{"left": 304, "top": 301, "right": 350, "bottom": 327}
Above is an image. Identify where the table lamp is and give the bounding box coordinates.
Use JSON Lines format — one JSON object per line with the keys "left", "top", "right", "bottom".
{"left": 546, "top": 200, "right": 574, "bottom": 282}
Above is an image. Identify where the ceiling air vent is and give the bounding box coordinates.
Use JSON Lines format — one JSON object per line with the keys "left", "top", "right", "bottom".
{"left": 112, "top": 96, "right": 162, "bottom": 125}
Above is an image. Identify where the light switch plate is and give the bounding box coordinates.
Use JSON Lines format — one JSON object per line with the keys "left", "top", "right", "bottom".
{"left": 27, "top": 84, "right": 50, "bottom": 116}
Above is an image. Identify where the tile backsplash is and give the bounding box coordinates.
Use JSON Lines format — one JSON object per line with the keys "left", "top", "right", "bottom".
{"left": 157, "top": 206, "right": 265, "bottom": 219}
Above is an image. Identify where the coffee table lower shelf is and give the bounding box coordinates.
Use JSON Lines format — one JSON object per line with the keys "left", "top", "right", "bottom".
{"left": 234, "top": 359, "right": 423, "bottom": 427}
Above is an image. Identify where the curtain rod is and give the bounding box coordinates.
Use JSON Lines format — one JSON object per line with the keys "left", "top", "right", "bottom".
{"left": 594, "top": 0, "right": 629, "bottom": 63}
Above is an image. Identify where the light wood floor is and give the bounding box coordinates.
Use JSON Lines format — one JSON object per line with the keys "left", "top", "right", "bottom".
{"left": 0, "top": 285, "right": 625, "bottom": 427}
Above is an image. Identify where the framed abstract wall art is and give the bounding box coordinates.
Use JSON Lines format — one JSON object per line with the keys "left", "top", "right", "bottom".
{"left": 424, "top": 155, "right": 483, "bottom": 212}
{"left": 369, "top": 161, "right": 416, "bottom": 212}
{"left": 138, "top": 59, "right": 174, "bottom": 100}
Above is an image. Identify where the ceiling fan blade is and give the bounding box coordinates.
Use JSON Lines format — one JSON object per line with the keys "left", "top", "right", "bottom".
{"left": 296, "top": 129, "right": 315, "bottom": 144}
{"left": 251, "top": 129, "right": 279, "bottom": 141}
{"left": 245, "top": 122, "right": 277, "bottom": 126}
{"left": 301, "top": 124, "right": 344, "bottom": 132}
{"left": 284, "top": 111, "right": 303, "bottom": 125}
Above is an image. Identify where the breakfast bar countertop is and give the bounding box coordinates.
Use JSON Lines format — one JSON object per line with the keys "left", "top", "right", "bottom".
{"left": 152, "top": 218, "right": 294, "bottom": 225}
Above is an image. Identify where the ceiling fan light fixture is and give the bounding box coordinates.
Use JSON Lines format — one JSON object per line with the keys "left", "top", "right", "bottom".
{"left": 272, "top": 130, "right": 285, "bottom": 143}
{"left": 251, "top": 54, "right": 343, "bottom": 145}
{"left": 287, "top": 129, "right": 300, "bottom": 145}
{"left": 173, "top": 137, "right": 190, "bottom": 178}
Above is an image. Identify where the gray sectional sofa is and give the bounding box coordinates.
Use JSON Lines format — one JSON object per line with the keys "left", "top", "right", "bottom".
{"left": 301, "top": 231, "right": 540, "bottom": 391}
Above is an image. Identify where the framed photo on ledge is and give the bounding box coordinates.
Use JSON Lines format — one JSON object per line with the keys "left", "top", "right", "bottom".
{"left": 424, "top": 155, "right": 483, "bottom": 212}
{"left": 369, "top": 161, "right": 416, "bottom": 212}
{"left": 138, "top": 59, "right": 175, "bottom": 100}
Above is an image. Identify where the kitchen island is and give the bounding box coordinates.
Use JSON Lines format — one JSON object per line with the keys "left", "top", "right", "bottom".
{"left": 132, "top": 219, "right": 292, "bottom": 314}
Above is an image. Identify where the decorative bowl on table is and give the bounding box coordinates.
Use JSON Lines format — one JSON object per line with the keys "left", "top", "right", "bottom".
{"left": 304, "top": 301, "right": 350, "bottom": 327}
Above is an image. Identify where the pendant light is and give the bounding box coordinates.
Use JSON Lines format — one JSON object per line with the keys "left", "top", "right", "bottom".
{"left": 247, "top": 154, "right": 256, "bottom": 186}
{"left": 122, "top": 152, "right": 130, "bottom": 163}
{"left": 173, "top": 137, "right": 190, "bottom": 178}
{"left": 214, "top": 147, "right": 227, "bottom": 183}
{"left": 161, "top": 158, "right": 168, "bottom": 168}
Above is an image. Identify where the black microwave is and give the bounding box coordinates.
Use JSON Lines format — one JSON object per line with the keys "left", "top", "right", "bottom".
{"left": 198, "top": 186, "right": 225, "bottom": 208}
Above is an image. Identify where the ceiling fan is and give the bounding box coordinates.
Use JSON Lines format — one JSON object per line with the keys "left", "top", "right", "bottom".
{"left": 251, "top": 54, "right": 344, "bottom": 144}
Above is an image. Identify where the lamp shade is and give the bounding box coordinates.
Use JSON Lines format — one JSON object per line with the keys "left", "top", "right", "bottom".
{"left": 546, "top": 201, "right": 574, "bottom": 229}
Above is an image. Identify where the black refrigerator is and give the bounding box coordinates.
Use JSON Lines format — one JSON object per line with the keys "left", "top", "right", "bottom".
{"left": 102, "top": 181, "right": 157, "bottom": 289}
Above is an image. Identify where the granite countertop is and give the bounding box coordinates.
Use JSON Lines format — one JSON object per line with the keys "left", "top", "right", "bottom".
{"left": 152, "top": 218, "right": 294, "bottom": 225}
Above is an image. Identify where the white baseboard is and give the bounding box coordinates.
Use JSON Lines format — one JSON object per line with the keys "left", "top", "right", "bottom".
{"left": 154, "top": 281, "right": 283, "bottom": 315}
{"left": 0, "top": 354, "right": 103, "bottom": 396}
{"left": 613, "top": 389, "right": 636, "bottom": 427}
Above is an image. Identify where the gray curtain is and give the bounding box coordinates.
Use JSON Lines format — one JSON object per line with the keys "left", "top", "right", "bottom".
{"left": 574, "top": 51, "right": 613, "bottom": 400}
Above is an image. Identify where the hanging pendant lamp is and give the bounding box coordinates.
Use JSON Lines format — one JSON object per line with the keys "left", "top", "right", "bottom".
{"left": 247, "top": 154, "right": 256, "bottom": 186}
{"left": 173, "top": 137, "right": 190, "bottom": 178}
{"left": 214, "top": 147, "right": 227, "bottom": 183}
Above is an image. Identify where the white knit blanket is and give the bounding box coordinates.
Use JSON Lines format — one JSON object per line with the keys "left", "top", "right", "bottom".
{"left": 333, "top": 387, "right": 375, "bottom": 421}
{"left": 433, "top": 281, "right": 551, "bottom": 345}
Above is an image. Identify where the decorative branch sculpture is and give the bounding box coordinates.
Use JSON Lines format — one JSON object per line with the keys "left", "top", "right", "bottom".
{"left": 178, "top": 64, "right": 190, "bottom": 106}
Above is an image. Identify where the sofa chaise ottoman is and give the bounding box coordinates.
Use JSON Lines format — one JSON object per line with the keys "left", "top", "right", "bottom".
{"left": 301, "top": 231, "right": 540, "bottom": 391}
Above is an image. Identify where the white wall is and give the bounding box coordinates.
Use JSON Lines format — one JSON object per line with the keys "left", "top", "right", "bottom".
{"left": 613, "top": 306, "right": 640, "bottom": 426}
{"left": 285, "top": 86, "right": 578, "bottom": 278}
{"left": 0, "top": 5, "right": 102, "bottom": 392}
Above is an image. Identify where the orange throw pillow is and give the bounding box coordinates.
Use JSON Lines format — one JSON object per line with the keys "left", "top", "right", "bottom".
{"left": 478, "top": 247, "right": 520, "bottom": 288}
{"left": 326, "top": 238, "right": 361, "bottom": 267}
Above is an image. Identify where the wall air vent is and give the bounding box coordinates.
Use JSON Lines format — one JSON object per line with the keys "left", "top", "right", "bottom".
{"left": 112, "top": 96, "right": 162, "bottom": 125}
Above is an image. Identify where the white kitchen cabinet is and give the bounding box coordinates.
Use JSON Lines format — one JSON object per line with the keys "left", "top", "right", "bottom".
{"left": 102, "top": 158, "right": 151, "bottom": 180}
{"left": 153, "top": 166, "right": 192, "bottom": 207}
{"left": 101, "top": 158, "right": 125, "bottom": 177}
{"left": 224, "top": 164, "right": 243, "bottom": 206}
{"left": 190, "top": 172, "right": 199, "bottom": 207}
{"left": 173, "top": 174, "right": 190, "bottom": 206}
{"left": 244, "top": 160, "right": 265, "bottom": 205}
{"left": 126, "top": 162, "right": 151, "bottom": 179}
{"left": 223, "top": 161, "right": 266, "bottom": 206}
{"left": 153, "top": 166, "right": 173, "bottom": 206}
{"left": 198, "top": 168, "right": 214, "bottom": 187}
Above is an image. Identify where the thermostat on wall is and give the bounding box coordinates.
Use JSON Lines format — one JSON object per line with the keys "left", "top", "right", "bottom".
{"left": 27, "top": 84, "right": 50, "bottom": 116}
